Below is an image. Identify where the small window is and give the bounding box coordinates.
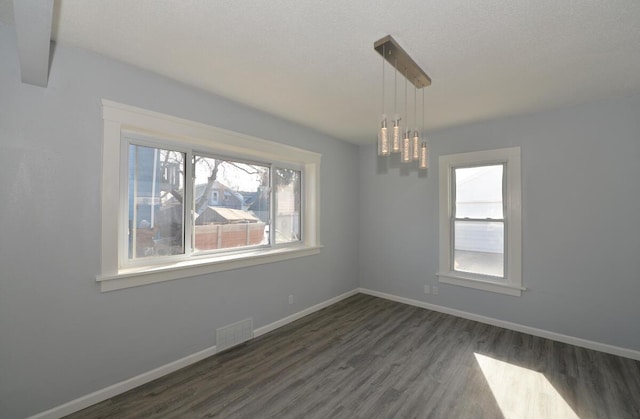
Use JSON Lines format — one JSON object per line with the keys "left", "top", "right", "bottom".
{"left": 453, "top": 164, "right": 504, "bottom": 278}
{"left": 98, "top": 100, "right": 321, "bottom": 291}
{"left": 438, "top": 147, "right": 522, "bottom": 296}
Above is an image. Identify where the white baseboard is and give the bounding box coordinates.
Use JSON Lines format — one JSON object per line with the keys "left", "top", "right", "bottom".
{"left": 358, "top": 287, "right": 640, "bottom": 362}
{"left": 28, "top": 288, "right": 359, "bottom": 419}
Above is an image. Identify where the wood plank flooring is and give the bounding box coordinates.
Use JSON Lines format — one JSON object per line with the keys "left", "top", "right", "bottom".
{"left": 66, "top": 294, "right": 640, "bottom": 419}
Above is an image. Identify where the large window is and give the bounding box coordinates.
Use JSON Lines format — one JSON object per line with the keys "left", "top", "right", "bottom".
{"left": 99, "top": 100, "right": 321, "bottom": 291}
{"left": 438, "top": 147, "right": 522, "bottom": 296}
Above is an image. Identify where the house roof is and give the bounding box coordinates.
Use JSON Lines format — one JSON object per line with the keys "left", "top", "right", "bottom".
{"left": 195, "top": 181, "right": 244, "bottom": 204}
{"left": 202, "top": 207, "right": 259, "bottom": 223}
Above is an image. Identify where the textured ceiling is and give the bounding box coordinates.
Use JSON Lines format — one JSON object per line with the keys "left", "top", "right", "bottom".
{"left": 3, "top": 0, "right": 640, "bottom": 144}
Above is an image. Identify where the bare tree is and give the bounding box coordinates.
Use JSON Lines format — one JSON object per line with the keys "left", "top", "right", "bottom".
{"left": 194, "top": 157, "right": 222, "bottom": 213}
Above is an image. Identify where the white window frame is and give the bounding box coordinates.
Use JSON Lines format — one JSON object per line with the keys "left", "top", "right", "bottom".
{"left": 98, "top": 100, "right": 321, "bottom": 292}
{"left": 438, "top": 147, "right": 523, "bottom": 296}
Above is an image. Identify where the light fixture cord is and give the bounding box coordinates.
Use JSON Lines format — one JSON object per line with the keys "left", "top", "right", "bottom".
{"left": 422, "top": 88, "right": 425, "bottom": 140}
{"left": 381, "top": 45, "right": 385, "bottom": 116}
{"left": 414, "top": 85, "right": 417, "bottom": 132}
{"left": 404, "top": 68, "right": 408, "bottom": 129}
{"left": 394, "top": 58, "right": 398, "bottom": 115}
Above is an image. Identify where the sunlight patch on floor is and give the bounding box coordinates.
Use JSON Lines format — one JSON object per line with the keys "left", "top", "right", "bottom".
{"left": 474, "top": 353, "right": 579, "bottom": 419}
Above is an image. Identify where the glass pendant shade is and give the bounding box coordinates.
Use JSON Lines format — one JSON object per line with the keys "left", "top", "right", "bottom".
{"left": 392, "top": 117, "right": 401, "bottom": 153}
{"left": 402, "top": 130, "right": 412, "bottom": 163}
{"left": 412, "top": 131, "right": 420, "bottom": 161}
{"left": 378, "top": 116, "right": 390, "bottom": 156}
{"left": 419, "top": 141, "right": 428, "bottom": 169}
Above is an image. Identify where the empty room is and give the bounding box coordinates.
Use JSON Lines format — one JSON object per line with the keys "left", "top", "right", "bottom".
{"left": 1, "top": 1, "right": 640, "bottom": 418}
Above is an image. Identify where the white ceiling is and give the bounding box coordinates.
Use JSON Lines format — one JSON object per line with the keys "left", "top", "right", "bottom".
{"left": 3, "top": 0, "right": 640, "bottom": 145}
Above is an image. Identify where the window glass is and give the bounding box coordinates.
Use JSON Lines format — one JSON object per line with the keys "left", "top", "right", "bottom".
{"left": 128, "top": 144, "right": 185, "bottom": 259}
{"left": 454, "top": 221, "right": 504, "bottom": 277}
{"left": 454, "top": 164, "right": 505, "bottom": 277}
{"left": 275, "top": 168, "right": 301, "bottom": 243}
{"left": 455, "top": 165, "right": 504, "bottom": 219}
{"left": 193, "top": 155, "right": 270, "bottom": 252}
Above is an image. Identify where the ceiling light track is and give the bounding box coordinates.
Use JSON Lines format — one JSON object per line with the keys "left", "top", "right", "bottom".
{"left": 374, "top": 35, "right": 431, "bottom": 89}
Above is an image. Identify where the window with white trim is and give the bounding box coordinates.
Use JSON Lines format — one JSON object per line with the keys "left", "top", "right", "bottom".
{"left": 99, "top": 100, "right": 321, "bottom": 292}
{"left": 438, "top": 147, "right": 522, "bottom": 296}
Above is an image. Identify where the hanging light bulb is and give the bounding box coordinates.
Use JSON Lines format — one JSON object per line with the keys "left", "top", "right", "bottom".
{"left": 419, "top": 88, "right": 428, "bottom": 169}
{"left": 419, "top": 141, "right": 428, "bottom": 169}
{"left": 401, "top": 68, "right": 411, "bottom": 163}
{"left": 392, "top": 117, "right": 401, "bottom": 153}
{"left": 378, "top": 117, "right": 389, "bottom": 156}
{"left": 377, "top": 45, "right": 390, "bottom": 156}
{"left": 412, "top": 132, "right": 420, "bottom": 161}
{"left": 402, "top": 130, "right": 412, "bottom": 163}
{"left": 412, "top": 85, "right": 420, "bottom": 161}
{"left": 391, "top": 58, "right": 401, "bottom": 153}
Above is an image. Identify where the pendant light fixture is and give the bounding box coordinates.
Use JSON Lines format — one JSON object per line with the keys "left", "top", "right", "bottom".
{"left": 412, "top": 86, "right": 420, "bottom": 161}
{"left": 374, "top": 35, "right": 431, "bottom": 172}
{"left": 419, "top": 88, "right": 429, "bottom": 169}
{"left": 391, "top": 58, "right": 401, "bottom": 154}
{"left": 377, "top": 44, "right": 389, "bottom": 156}
{"left": 401, "top": 68, "right": 411, "bottom": 163}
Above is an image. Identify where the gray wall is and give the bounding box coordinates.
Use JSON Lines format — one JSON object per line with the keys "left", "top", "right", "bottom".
{"left": 0, "top": 23, "right": 359, "bottom": 418}
{"left": 359, "top": 92, "right": 640, "bottom": 354}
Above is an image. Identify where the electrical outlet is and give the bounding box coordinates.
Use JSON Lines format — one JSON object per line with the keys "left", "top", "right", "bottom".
{"left": 432, "top": 286, "right": 438, "bottom": 295}
{"left": 288, "top": 294, "right": 294, "bottom": 305}
{"left": 423, "top": 285, "right": 430, "bottom": 294}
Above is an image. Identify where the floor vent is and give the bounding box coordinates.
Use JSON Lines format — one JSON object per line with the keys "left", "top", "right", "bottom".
{"left": 216, "top": 318, "right": 253, "bottom": 352}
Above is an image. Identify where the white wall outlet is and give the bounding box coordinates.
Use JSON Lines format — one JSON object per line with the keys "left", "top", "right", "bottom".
{"left": 424, "top": 285, "right": 430, "bottom": 294}
{"left": 432, "top": 286, "right": 438, "bottom": 295}
{"left": 288, "top": 294, "right": 294, "bottom": 305}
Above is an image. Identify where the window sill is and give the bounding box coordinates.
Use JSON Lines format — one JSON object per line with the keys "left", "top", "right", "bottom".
{"left": 97, "top": 245, "right": 322, "bottom": 292}
{"left": 437, "top": 271, "right": 525, "bottom": 297}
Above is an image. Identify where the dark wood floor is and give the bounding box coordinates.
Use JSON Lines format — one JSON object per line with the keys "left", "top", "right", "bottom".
{"left": 66, "top": 294, "right": 640, "bottom": 419}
